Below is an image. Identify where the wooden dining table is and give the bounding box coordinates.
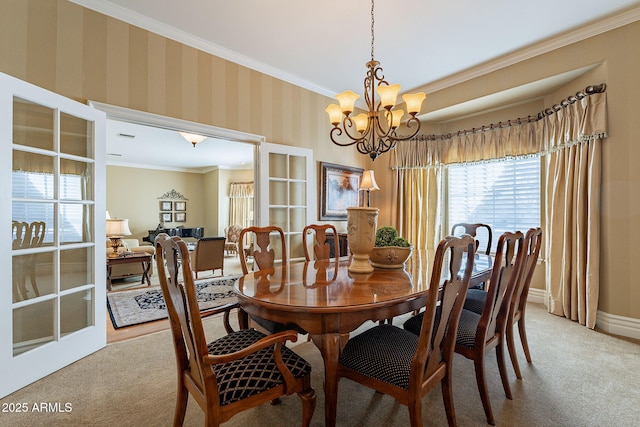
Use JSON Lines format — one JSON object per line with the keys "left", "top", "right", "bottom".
{"left": 234, "top": 251, "right": 493, "bottom": 426}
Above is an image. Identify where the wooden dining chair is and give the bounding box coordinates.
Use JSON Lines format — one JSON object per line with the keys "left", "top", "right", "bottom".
{"left": 337, "top": 235, "right": 475, "bottom": 427}
{"left": 506, "top": 227, "right": 542, "bottom": 379}
{"left": 451, "top": 223, "right": 493, "bottom": 256}
{"left": 302, "top": 224, "right": 339, "bottom": 261}
{"left": 238, "top": 226, "right": 305, "bottom": 334}
{"left": 154, "top": 233, "right": 316, "bottom": 427}
{"left": 407, "top": 231, "right": 525, "bottom": 426}
{"left": 238, "top": 225, "right": 287, "bottom": 275}
{"left": 190, "top": 236, "right": 225, "bottom": 279}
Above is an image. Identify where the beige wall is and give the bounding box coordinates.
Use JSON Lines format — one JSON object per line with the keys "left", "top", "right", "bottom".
{"left": 107, "top": 165, "right": 254, "bottom": 241}
{"left": 2, "top": 1, "right": 639, "bottom": 321}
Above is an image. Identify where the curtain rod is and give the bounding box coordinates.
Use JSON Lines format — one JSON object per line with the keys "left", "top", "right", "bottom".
{"left": 413, "top": 83, "right": 606, "bottom": 142}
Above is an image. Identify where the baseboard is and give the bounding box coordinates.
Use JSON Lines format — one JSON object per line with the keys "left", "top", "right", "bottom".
{"left": 596, "top": 310, "right": 640, "bottom": 341}
{"left": 527, "top": 288, "right": 640, "bottom": 340}
{"left": 527, "top": 287, "right": 546, "bottom": 305}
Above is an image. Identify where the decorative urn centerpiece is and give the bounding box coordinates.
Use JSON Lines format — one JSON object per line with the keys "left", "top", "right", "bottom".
{"left": 346, "top": 207, "right": 379, "bottom": 273}
{"left": 370, "top": 226, "right": 413, "bottom": 269}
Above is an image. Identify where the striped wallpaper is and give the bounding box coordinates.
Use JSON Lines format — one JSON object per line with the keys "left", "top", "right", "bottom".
{"left": 0, "top": 0, "right": 361, "bottom": 166}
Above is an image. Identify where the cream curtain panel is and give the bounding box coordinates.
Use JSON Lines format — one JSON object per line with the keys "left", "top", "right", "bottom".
{"left": 391, "top": 87, "right": 607, "bottom": 328}
{"left": 228, "top": 182, "right": 254, "bottom": 230}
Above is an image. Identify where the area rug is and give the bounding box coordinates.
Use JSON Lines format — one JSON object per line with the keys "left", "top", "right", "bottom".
{"left": 107, "top": 275, "right": 241, "bottom": 329}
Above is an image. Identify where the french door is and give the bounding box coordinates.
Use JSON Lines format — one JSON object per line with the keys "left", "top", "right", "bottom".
{"left": 0, "top": 73, "right": 106, "bottom": 398}
{"left": 258, "top": 142, "right": 315, "bottom": 263}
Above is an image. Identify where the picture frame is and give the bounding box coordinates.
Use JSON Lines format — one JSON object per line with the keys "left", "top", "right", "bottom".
{"left": 175, "top": 212, "right": 186, "bottom": 223}
{"left": 160, "top": 212, "right": 172, "bottom": 222}
{"left": 159, "top": 201, "right": 172, "bottom": 211}
{"left": 320, "top": 162, "right": 363, "bottom": 220}
{"left": 174, "top": 201, "right": 186, "bottom": 211}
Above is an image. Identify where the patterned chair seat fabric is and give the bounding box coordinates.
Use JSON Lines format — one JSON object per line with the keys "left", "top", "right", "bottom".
{"left": 208, "top": 328, "right": 312, "bottom": 406}
{"left": 339, "top": 324, "right": 419, "bottom": 390}
{"left": 455, "top": 309, "right": 482, "bottom": 349}
{"left": 404, "top": 308, "right": 481, "bottom": 350}
{"left": 463, "top": 289, "right": 488, "bottom": 315}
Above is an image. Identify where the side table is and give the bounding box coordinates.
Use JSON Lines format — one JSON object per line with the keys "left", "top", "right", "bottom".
{"left": 106, "top": 252, "right": 152, "bottom": 291}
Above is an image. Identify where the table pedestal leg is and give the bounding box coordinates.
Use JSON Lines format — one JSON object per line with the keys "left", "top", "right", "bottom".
{"left": 311, "top": 332, "right": 349, "bottom": 427}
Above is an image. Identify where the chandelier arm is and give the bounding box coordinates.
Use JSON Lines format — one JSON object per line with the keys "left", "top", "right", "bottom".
{"left": 374, "top": 111, "right": 394, "bottom": 139}
{"left": 328, "top": 126, "right": 357, "bottom": 147}
{"left": 385, "top": 116, "right": 422, "bottom": 141}
{"left": 330, "top": 117, "right": 370, "bottom": 146}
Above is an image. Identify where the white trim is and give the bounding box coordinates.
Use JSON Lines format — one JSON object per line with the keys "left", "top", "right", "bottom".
{"left": 68, "top": 0, "right": 335, "bottom": 98}
{"left": 527, "top": 288, "right": 640, "bottom": 340}
{"left": 71, "top": 1, "right": 640, "bottom": 98}
{"left": 527, "top": 288, "right": 546, "bottom": 305}
{"left": 89, "top": 101, "right": 265, "bottom": 145}
{"left": 414, "top": 6, "right": 640, "bottom": 94}
{"left": 596, "top": 311, "right": 640, "bottom": 341}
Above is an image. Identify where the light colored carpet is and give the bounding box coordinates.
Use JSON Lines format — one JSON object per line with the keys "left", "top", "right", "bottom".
{"left": 1, "top": 303, "right": 639, "bottom": 426}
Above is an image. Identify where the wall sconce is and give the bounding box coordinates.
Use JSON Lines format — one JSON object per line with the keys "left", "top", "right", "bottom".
{"left": 359, "top": 170, "right": 380, "bottom": 207}
{"left": 106, "top": 218, "right": 132, "bottom": 257}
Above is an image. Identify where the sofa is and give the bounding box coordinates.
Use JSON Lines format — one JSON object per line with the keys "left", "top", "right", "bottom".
{"left": 106, "top": 238, "right": 155, "bottom": 280}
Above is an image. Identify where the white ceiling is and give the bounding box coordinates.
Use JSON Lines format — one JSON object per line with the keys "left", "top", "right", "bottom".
{"left": 75, "top": 0, "right": 640, "bottom": 169}
{"left": 106, "top": 119, "right": 255, "bottom": 172}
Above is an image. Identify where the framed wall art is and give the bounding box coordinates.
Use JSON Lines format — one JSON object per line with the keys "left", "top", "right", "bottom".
{"left": 159, "top": 201, "right": 172, "bottom": 211}
{"left": 174, "top": 201, "right": 186, "bottom": 211}
{"left": 175, "top": 212, "right": 186, "bottom": 222}
{"left": 160, "top": 212, "right": 172, "bottom": 223}
{"left": 320, "top": 162, "right": 363, "bottom": 220}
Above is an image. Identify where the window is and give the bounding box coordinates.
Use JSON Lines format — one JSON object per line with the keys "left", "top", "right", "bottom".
{"left": 447, "top": 157, "right": 540, "bottom": 253}
{"left": 12, "top": 170, "right": 84, "bottom": 244}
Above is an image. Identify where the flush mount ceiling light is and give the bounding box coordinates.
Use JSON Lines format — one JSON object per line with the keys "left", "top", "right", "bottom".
{"left": 325, "top": 0, "right": 425, "bottom": 161}
{"left": 178, "top": 131, "right": 207, "bottom": 147}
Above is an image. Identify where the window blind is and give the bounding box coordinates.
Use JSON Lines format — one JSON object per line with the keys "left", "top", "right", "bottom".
{"left": 447, "top": 157, "right": 540, "bottom": 252}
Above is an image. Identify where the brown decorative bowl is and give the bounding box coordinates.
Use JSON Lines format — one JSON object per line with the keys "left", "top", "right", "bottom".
{"left": 370, "top": 246, "right": 413, "bottom": 269}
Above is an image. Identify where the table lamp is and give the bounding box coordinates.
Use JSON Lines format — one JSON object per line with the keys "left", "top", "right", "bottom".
{"left": 106, "top": 218, "right": 132, "bottom": 257}
{"left": 359, "top": 170, "right": 380, "bottom": 207}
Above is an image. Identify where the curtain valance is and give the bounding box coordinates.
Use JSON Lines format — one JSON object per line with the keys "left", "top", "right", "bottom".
{"left": 392, "top": 86, "right": 607, "bottom": 169}
{"left": 229, "top": 182, "right": 254, "bottom": 198}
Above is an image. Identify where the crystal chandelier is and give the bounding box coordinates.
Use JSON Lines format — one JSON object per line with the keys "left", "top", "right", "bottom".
{"left": 326, "top": 0, "right": 425, "bottom": 161}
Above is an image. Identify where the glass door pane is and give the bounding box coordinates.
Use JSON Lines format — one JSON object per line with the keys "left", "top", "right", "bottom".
{"left": 1, "top": 72, "right": 106, "bottom": 399}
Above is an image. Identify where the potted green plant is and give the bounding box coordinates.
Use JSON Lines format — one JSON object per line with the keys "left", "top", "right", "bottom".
{"left": 370, "top": 226, "right": 413, "bottom": 269}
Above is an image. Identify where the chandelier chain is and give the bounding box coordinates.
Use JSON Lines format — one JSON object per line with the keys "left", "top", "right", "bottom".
{"left": 370, "top": 0, "right": 375, "bottom": 61}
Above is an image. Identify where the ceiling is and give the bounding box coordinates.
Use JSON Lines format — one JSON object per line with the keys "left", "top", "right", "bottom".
{"left": 77, "top": 0, "right": 640, "bottom": 169}
{"left": 106, "top": 119, "right": 255, "bottom": 172}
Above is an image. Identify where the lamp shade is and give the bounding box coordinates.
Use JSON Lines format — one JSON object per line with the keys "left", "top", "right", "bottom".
{"left": 359, "top": 170, "right": 380, "bottom": 191}
{"left": 377, "top": 83, "right": 401, "bottom": 109}
{"left": 335, "top": 90, "right": 360, "bottom": 115}
{"left": 402, "top": 92, "right": 426, "bottom": 115}
{"left": 106, "top": 219, "right": 132, "bottom": 237}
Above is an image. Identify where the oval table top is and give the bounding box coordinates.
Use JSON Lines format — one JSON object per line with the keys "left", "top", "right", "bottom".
{"left": 234, "top": 250, "right": 493, "bottom": 314}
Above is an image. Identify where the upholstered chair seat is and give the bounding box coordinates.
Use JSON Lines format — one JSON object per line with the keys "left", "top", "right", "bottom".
{"left": 462, "top": 289, "right": 487, "bottom": 315}
{"left": 339, "top": 324, "right": 418, "bottom": 390}
{"left": 207, "top": 328, "right": 312, "bottom": 405}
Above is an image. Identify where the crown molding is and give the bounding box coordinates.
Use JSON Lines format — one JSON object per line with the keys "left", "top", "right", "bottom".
{"left": 71, "top": 1, "right": 640, "bottom": 98}
{"left": 416, "top": 6, "right": 640, "bottom": 94}
{"left": 68, "top": 0, "right": 335, "bottom": 98}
